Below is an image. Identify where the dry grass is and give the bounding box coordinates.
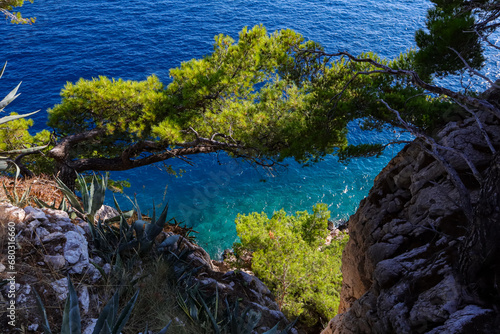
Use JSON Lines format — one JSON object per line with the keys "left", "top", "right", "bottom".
{"left": 0, "top": 174, "right": 65, "bottom": 208}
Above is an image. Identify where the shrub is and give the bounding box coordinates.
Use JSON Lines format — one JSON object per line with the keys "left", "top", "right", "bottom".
{"left": 234, "top": 204, "right": 348, "bottom": 328}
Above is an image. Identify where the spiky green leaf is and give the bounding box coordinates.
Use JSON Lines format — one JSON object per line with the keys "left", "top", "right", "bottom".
{"left": 33, "top": 289, "right": 53, "bottom": 334}
{"left": 111, "top": 290, "right": 139, "bottom": 334}
{"left": 60, "top": 276, "right": 81, "bottom": 334}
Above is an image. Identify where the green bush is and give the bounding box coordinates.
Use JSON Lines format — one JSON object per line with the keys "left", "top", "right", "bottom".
{"left": 234, "top": 204, "right": 348, "bottom": 327}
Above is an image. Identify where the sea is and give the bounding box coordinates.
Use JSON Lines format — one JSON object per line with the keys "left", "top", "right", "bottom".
{"left": 1, "top": 0, "right": 433, "bottom": 257}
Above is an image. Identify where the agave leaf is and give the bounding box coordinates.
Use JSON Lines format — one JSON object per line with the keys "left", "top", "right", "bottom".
{"left": 60, "top": 197, "right": 68, "bottom": 211}
{"left": 145, "top": 203, "right": 169, "bottom": 242}
{"left": 262, "top": 318, "right": 297, "bottom": 334}
{"left": 2, "top": 182, "right": 13, "bottom": 203}
{"left": 119, "top": 215, "right": 130, "bottom": 238}
{"left": 33, "top": 197, "right": 52, "bottom": 209}
{"left": 155, "top": 321, "right": 172, "bottom": 334}
{"left": 196, "top": 289, "right": 220, "bottom": 334}
{"left": 90, "top": 261, "right": 108, "bottom": 282}
{"left": 279, "top": 318, "right": 298, "bottom": 333}
{"left": 243, "top": 309, "right": 262, "bottom": 334}
{"left": 229, "top": 298, "right": 239, "bottom": 333}
{"left": 0, "top": 110, "right": 40, "bottom": 125}
{"left": 0, "top": 61, "right": 7, "bottom": 79}
{"left": 176, "top": 290, "right": 194, "bottom": 322}
{"left": 106, "top": 209, "right": 133, "bottom": 223}
{"left": 152, "top": 199, "right": 156, "bottom": 223}
{"left": 89, "top": 176, "right": 95, "bottom": 214}
{"left": 111, "top": 290, "right": 139, "bottom": 334}
{"left": 112, "top": 193, "right": 122, "bottom": 213}
{"left": 0, "top": 82, "right": 22, "bottom": 110}
{"left": 189, "top": 299, "right": 199, "bottom": 322}
{"left": 88, "top": 173, "right": 108, "bottom": 216}
{"left": 61, "top": 276, "right": 81, "bottom": 334}
{"left": 92, "top": 291, "right": 119, "bottom": 334}
{"left": 134, "top": 196, "right": 142, "bottom": 222}
{"left": 18, "top": 184, "right": 31, "bottom": 205}
{"left": 1, "top": 144, "right": 48, "bottom": 155}
{"left": 76, "top": 173, "right": 90, "bottom": 214}
{"left": 55, "top": 176, "right": 84, "bottom": 214}
{"left": 132, "top": 219, "right": 146, "bottom": 240}
{"left": 33, "top": 289, "right": 53, "bottom": 334}
{"left": 262, "top": 324, "right": 279, "bottom": 334}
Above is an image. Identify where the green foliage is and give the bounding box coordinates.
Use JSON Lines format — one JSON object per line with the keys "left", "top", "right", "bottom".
{"left": 175, "top": 279, "right": 295, "bottom": 334}
{"left": 46, "top": 25, "right": 462, "bottom": 170}
{"left": 34, "top": 276, "right": 169, "bottom": 334}
{"left": 48, "top": 75, "right": 166, "bottom": 158}
{"left": 415, "top": 0, "right": 485, "bottom": 77}
{"left": 46, "top": 172, "right": 172, "bottom": 262}
{"left": 337, "top": 143, "right": 385, "bottom": 163}
{"left": 51, "top": 172, "right": 108, "bottom": 224}
{"left": 0, "top": 61, "right": 51, "bottom": 175}
{"left": 234, "top": 204, "right": 348, "bottom": 327}
{"left": 46, "top": 26, "right": 349, "bottom": 168}
{"left": 0, "top": 0, "right": 36, "bottom": 24}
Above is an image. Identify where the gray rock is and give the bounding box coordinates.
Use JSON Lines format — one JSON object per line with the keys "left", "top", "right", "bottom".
{"left": 85, "top": 264, "right": 102, "bottom": 284}
{"left": 94, "top": 205, "right": 119, "bottom": 222}
{"left": 43, "top": 208, "right": 70, "bottom": 221}
{"left": 79, "top": 286, "right": 90, "bottom": 314}
{"left": 42, "top": 231, "right": 65, "bottom": 243}
{"left": 16, "top": 284, "right": 31, "bottom": 304}
{"left": 0, "top": 203, "right": 26, "bottom": 223}
{"left": 35, "top": 227, "right": 50, "bottom": 240}
{"left": 44, "top": 255, "right": 66, "bottom": 270}
{"left": 426, "top": 305, "right": 494, "bottom": 334}
{"left": 24, "top": 206, "right": 47, "bottom": 221}
{"left": 324, "top": 111, "right": 500, "bottom": 333}
{"left": 51, "top": 278, "right": 69, "bottom": 301}
{"left": 103, "top": 263, "right": 111, "bottom": 275}
{"left": 82, "top": 319, "right": 98, "bottom": 334}
{"left": 27, "top": 324, "right": 39, "bottom": 331}
{"left": 64, "top": 231, "right": 89, "bottom": 274}
{"left": 28, "top": 219, "right": 41, "bottom": 232}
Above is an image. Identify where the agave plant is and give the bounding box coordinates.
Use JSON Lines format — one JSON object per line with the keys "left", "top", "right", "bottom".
{"left": 42, "top": 172, "right": 172, "bottom": 262}
{"left": 0, "top": 61, "right": 47, "bottom": 172}
{"left": 176, "top": 281, "right": 296, "bottom": 334}
{"left": 51, "top": 172, "right": 110, "bottom": 224}
{"left": 34, "top": 276, "right": 171, "bottom": 334}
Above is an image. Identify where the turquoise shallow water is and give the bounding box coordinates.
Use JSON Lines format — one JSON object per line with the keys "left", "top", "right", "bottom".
{"left": 1, "top": 0, "right": 432, "bottom": 256}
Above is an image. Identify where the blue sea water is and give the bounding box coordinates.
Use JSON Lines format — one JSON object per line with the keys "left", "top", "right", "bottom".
{"left": 1, "top": 0, "right": 433, "bottom": 256}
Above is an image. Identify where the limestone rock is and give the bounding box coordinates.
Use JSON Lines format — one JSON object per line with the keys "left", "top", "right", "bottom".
{"left": 327, "top": 111, "right": 500, "bottom": 333}
{"left": 44, "top": 255, "right": 66, "bottom": 270}
{"left": 94, "top": 204, "right": 119, "bottom": 222}
{"left": 63, "top": 230, "right": 89, "bottom": 274}
{"left": 24, "top": 206, "right": 47, "bottom": 221}
{"left": 0, "top": 203, "right": 26, "bottom": 223}
{"left": 51, "top": 278, "right": 69, "bottom": 301}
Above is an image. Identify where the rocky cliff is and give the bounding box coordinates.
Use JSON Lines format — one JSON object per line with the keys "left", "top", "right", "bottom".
{"left": 322, "top": 110, "right": 500, "bottom": 333}
{"left": 0, "top": 204, "right": 294, "bottom": 333}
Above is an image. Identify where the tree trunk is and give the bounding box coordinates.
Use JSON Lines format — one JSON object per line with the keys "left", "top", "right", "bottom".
{"left": 56, "top": 162, "right": 77, "bottom": 191}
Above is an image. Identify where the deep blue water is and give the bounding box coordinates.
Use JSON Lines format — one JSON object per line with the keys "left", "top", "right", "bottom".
{"left": 1, "top": 0, "right": 432, "bottom": 256}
